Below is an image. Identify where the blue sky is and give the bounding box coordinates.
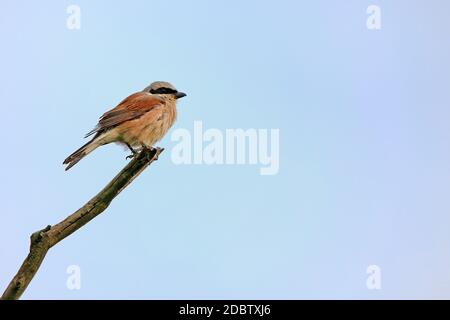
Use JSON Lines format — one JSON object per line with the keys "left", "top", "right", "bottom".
{"left": 1, "top": 0, "right": 450, "bottom": 299}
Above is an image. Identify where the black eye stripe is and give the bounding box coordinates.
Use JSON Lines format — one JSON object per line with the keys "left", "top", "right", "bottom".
{"left": 150, "top": 87, "right": 177, "bottom": 94}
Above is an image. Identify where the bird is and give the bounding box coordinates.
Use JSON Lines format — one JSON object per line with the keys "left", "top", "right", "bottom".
{"left": 63, "top": 81, "right": 186, "bottom": 171}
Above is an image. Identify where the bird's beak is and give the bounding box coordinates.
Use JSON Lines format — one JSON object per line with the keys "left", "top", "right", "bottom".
{"left": 175, "top": 92, "right": 187, "bottom": 99}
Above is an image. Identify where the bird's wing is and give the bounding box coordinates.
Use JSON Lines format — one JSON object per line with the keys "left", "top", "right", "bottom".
{"left": 85, "top": 92, "right": 163, "bottom": 138}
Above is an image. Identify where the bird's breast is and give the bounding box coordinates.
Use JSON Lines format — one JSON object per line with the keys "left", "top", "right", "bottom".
{"left": 136, "top": 102, "right": 177, "bottom": 147}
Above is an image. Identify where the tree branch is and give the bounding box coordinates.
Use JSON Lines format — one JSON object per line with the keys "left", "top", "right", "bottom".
{"left": 1, "top": 147, "right": 164, "bottom": 300}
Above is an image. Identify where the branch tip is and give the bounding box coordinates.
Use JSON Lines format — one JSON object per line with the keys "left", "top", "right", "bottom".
{"left": 30, "top": 225, "right": 51, "bottom": 244}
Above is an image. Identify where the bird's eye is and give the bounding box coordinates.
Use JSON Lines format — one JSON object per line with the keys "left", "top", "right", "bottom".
{"left": 150, "top": 87, "right": 177, "bottom": 94}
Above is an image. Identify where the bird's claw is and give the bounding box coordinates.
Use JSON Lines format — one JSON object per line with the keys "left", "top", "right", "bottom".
{"left": 143, "top": 146, "right": 161, "bottom": 161}
{"left": 126, "top": 146, "right": 162, "bottom": 161}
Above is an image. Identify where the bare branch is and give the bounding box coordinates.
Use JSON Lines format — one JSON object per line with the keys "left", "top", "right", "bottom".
{"left": 1, "top": 147, "right": 164, "bottom": 300}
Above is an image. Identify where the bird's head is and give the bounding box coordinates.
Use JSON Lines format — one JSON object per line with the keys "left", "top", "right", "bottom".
{"left": 143, "top": 81, "right": 187, "bottom": 99}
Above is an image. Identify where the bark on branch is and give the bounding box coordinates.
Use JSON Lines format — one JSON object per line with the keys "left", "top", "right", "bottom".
{"left": 1, "top": 147, "right": 164, "bottom": 300}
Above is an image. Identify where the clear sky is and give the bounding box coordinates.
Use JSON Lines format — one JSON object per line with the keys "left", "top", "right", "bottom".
{"left": 1, "top": 0, "right": 450, "bottom": 299}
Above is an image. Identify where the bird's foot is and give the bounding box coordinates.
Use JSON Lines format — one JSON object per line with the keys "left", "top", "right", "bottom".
{"left": 126, "top": 149, "right": 138, "bottom": 160}
{"left": 141, "top": 146, "right": 162, "bottom": 161}
{"left": 141, "top": 146, "right": 154, "bottom": 161}
{"left": 125, "top": 143, "right": 138, "bottom": 160}
{"left": 150, "top": 146, "right": 164, "bottom": 161}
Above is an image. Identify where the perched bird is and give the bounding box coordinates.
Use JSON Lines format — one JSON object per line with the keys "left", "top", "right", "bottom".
{"left": 63, "top": 81, "right": 186, "bottom": 170}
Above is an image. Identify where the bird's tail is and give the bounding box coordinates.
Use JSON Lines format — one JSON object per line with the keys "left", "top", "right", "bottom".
{"left": 63, "top": 137, "right": 100, "bottom": 171}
